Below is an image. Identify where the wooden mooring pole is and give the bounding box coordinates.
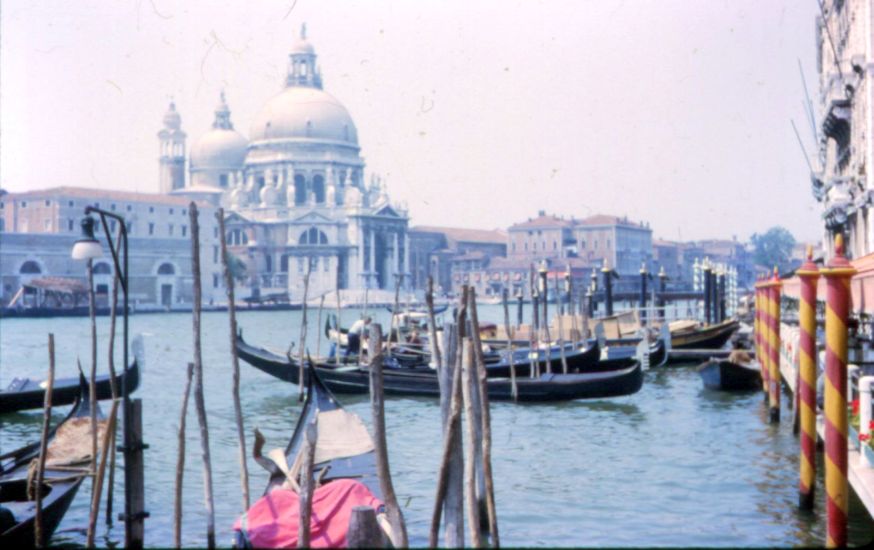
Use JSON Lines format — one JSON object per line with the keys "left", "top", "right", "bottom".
{"left": 87, "top": 398, "right": 120, "bottom": 547}
{"left": 105, "top": 223, "right": 122, "bottom": 526}
{"left": 217, "top": 209, "right": 250, "bottom": 512}
{"left": 298, "top": 421, "right": 318, "bottom": 549}
{"left": 438, "top": 319, "right": 463, "bottom": 546}
{"left": 34, "top": 334, "right": 56, "bottom": 548}
{"left": 297, "top": 258, "right": 312, "bottom": 401}
{"left": 795, "top": 247, "right": 819, "bottom": 510}
{"left": 821, "top": 235, "right": 855, "bottom": 548}
{"left": 468, "top": 291, "right": 500, "bottom": 547}
{"left": 189, "top": 203, "right": 216, "bottom": 548}
{"left": 368, "top": 324, "right": 408, "bottom": 547}
{"left": 501, "top": 288, "right": 518, "bottom": 400}
{"left": 173, "top": 363, "right": 194, "bottom": 548}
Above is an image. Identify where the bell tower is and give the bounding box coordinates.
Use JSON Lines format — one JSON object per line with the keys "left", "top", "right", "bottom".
{"left": 286, "top": 23, "right": 322, "bottom": 89}
{"left": 158, "top": 101, "right": 187, "bottom": 193}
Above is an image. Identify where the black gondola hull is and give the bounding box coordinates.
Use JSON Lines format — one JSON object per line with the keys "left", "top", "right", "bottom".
{"left": 236, "top": 333, "right": 644, "bottom": 402}
{"left": 0, "top": 361, "right": 140, "bottom": 414}
{"left": 697, "top": 360, "right": 762, "bottom": 391}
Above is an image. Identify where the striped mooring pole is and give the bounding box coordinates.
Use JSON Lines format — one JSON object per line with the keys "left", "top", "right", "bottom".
{"left": 821, "top": 234, "right": 855, "bottom": 547}
{"left": 767, "top": 268, "right": 782, "bottom": 423}
{"left": 795, "top": 246, "right": 819, "bottom": 510}
{"left": 755, "top": 276, "right": 771, "bottom": 399}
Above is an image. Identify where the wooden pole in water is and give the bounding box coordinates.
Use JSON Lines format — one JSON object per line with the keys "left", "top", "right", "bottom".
{"left": 368, "top": 324, "right": 409, "bottom": 547}
{"left": 189, "top": 203, "right": 216, "bottom": 548}
{"left": 388, "top": 273, "right": 403, "bottom": 351}
{"left": 553, "top": 273, "right": 568, "bottom": 374}
{"left": 767, "top": 268, "right": 782, "bottom": 423}
{"left": 566, "top": 267, "right": 578, "bottom": 349}
{"left": 347, "top": 506, "right": 384, "bottom": 548}
{"left": 440, "top": 321, "right": 464, "bottom": 547}
{"left": 87, "top": 398, "right": 120, "bottom": 547}
{"left": 105, "top": 225, "right": 122, "bottom": 525}
{"left": 298, "top": 258, "right": 312, "bottom": 401}
{"left": 821, "top": 234, "right": 854, "bottom": 548}
{"left": 459, "top": 337, "right": 483, "bottom": 548}
{"left": 756, "top": 278, "right": 771, "bottom": 399}
{"left": 298, "top": 421, "right": 318, "bottom": 549}
{"left": 501, "top": 288, "right": 518, "bottom": 400}
{"left": 217, "top": 209, "right": 250, "bottom": 511}
{"left": 468, "top": 292, "right": 500, "bottom": 547}
{"left": 173, "top": 363, "right": 194, "bottom": 549}
{"left": 796, "top": 246, "right": 820, "bottom": 511}
{"left": 430, "top": 290, "right": 468, "bottom": 548}
{"left": 426, "top": 276, "right": 443, "bottom": 370}
{"left": 87, "top": 258, "right": 99, "bottom": 485}
{"left": 335, "top": 274, "right": 343, "bottom": 365}
{"left": 316, "top": 295, "right": 325, "bottom": 359}
{"left": 34, "top": 333, "right": 56, "bottom": 548}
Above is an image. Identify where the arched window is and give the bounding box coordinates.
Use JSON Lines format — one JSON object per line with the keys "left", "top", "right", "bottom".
{"left": 157, "top": 263, "right": 175, "bottom": 275}
{"left": 93, "top": 262, "right": 112, "bottom": 275}
{"left": 313, "top": 175, "right": 325, "bottom": 203}
{"left": 19, "top": 260, "right": 42, "bottom": 274}
{"left": 298, "top": 227, "right": 328, "bottom": 246}
{"left": 227, "top": 229, "right": 248, "bottom": 246}
{"left": 294, "top": 174, "right": 307, "bottom": 206}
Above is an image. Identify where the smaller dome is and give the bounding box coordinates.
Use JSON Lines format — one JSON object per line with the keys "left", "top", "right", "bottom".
{"left": 290, "top": 38, "right": 314, "bottom": 56}
{"left": 190, "top": 129, "right": 248, "bottom": 171}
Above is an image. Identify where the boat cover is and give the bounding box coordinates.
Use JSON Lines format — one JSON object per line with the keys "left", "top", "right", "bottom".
{"left": 234, "top": 478, "right": 383, "bottom": 548}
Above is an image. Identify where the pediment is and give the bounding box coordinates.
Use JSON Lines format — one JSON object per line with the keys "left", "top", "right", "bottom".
{"left": 373, "top": 205, "right": 402, "bottom": 218}
{"left": 291, "top": 211, "right": 335, "bottom": 225}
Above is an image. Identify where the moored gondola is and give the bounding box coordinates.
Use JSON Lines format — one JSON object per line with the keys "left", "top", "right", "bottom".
{"left": 234, "top": 368, "right": 394, "bottom": 547}
{"left": 0, "top": 373, "right": 98, "bottom": 545}
{"left": 670, "top": 319, "right": 738, "bottom": 350}
{"left": 697, "top": 359, "right": 762, "bottom": 391}
{"left": 0, "top": 357, "right": 140, "bottom": 414}
{"left": 236, "top": 331, "right": 644, "bottom": 402}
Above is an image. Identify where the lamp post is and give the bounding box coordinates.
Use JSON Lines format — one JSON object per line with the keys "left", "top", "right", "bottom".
{"left": 71, "top": 206, "right": 145, "bottom": 548}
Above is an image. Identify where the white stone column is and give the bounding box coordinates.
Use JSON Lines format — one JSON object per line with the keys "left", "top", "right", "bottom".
{"left": 358, "top": 223, "right": 365, "bottom": 289}
{"left": 370, "top": 228, "right": 377, "bottom": 289}
{"left": 403, "top": 233, "right": 411, "bottom": 291}
{"left": 393, "top": 232, "right": 399, "bottom": 277}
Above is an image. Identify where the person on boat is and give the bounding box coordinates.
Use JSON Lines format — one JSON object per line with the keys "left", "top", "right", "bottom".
{"left": 406, "top": 328, "right": 422, "bottom": 346}
{"left": 727, "top": 340, "right": 751, "bottom": 365}
{"left": 345, "top": 316, "right": 371, "bottom": 358}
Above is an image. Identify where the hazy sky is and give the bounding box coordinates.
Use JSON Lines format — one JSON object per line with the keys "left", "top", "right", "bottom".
{"left": 1, "top": 0, "right": 822, "bottom": 243}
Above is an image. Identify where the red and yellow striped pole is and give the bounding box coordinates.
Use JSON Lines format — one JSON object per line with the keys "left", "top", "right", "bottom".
{"left": 767, "top": 268, "right": 782, "bottom": 423}
{"left": 821, "top": 234, "right": 855, "bottom": 547}
{"left": 795, "top": 246, "right": 819, "bottom": 510}
{"left": 756, "top": 277, "right": 770, "bottom": 397}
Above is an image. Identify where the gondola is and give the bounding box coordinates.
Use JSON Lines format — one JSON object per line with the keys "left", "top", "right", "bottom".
{"left": 233, "top": 368, "right": 390, "bottom": 548}
{"left": 236, "top": 331, "right": 644, "bottom": 402}
{"left": 0, "top": 373, "right": 97, "bottom": 545}
{"left": 670, "top": 319, "right": 738, "bottom": 350}
{"left": 0, "top": 357, "right": 140, "bottom": 414}
{"left": 602, "top": 338, "right": 668, "bottom": 368}
{"left": 697, "top": 359, "right": 762, "bottom": 391}
{"left": 385, "top": 304, "right": 448, "bottom": 315}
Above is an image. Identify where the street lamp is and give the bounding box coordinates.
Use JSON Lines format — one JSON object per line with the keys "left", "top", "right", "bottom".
{"left": 71, "top": 217, "right": 104, "bottom": 260}
{"left": 71, "top": 205, "right": 144, "bottom": 548}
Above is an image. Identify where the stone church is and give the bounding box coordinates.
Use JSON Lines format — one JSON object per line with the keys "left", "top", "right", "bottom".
{"left": 162, "top": 25, "right": 410, "bottom": 299}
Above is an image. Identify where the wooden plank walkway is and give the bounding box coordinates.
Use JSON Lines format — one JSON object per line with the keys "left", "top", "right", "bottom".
{"left": 778, "top": 333, "right": 874, "bottom": 518}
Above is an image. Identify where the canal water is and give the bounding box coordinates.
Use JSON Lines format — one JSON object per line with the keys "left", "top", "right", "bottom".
{"left": 2, "top": 307, "right": 873, "bottom": 547}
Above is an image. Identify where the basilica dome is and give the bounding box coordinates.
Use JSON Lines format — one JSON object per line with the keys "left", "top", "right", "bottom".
{"left": 249, "top": 86, "right": 358, "bottom": 145}
{"left": 190, "top": 92, "right": 247, "bottom": 172}
{"left": 190, "top": 128, "right": 247, "bottom": 170}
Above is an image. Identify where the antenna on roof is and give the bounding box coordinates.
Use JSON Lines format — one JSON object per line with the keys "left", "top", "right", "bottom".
{"left": 798, "top": 59, "right": 818, "bottom": 142}
{"left": 791, "top": 119, "right": 816, "bottom": 173}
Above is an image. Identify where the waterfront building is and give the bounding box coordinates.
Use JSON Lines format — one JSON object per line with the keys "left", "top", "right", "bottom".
{"left": 168, "top": 25, "right": 409, "bottom": 299}
{"left": 812, "top": 0, "right": 874, "bottom": 258}
{"left": 408, "top": 226, "right": 507, "bottom": 294}
{"left": 0, "top": 187, "right": 220, "bottom": 308}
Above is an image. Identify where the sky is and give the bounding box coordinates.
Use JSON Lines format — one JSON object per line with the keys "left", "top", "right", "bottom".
{"left": 1, "top": 0, "right": 823, "bottom": 244}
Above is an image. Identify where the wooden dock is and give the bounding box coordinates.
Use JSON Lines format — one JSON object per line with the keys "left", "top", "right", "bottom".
{"left": 779, "top": 340, "right": 874, "bottom": 517}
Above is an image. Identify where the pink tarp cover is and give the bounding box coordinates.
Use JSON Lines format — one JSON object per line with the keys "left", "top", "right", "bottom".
{"left": 234, "top": 479, "right": 382, "bottom": 548}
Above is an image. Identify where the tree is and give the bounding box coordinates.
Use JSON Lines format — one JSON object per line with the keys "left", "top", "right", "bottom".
{"left": 751, "top": 226, "right": 796, "bottom": 274}
{"left": 227, "top": 252, "right": 248, "bottom": 283}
